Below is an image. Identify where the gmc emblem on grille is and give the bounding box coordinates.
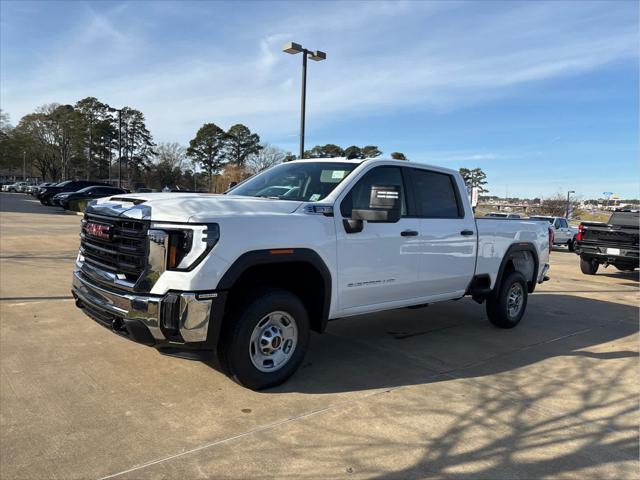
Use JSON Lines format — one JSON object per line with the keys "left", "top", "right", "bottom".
{"left": 85, "top": 222, "right": 111, "bottom": 239}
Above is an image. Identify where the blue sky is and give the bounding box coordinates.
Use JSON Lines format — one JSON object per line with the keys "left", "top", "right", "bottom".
{"left": 1, "top": 0, "right": 638, "bottom": 198}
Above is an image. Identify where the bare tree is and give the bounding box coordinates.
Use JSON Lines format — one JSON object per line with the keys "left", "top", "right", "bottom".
{"left": 245, "top": 144, "right": 290, "bottom": 174}
{"left": 154, "top": 142, "right": 187, "bottom": 169}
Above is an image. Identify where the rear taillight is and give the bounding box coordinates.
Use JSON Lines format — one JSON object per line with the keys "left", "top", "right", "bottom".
{"left": 548, "top": 227, "right": 554, "bottom": 253}
{"left": 576, "top": 224, "right": 584, "bottom": 241}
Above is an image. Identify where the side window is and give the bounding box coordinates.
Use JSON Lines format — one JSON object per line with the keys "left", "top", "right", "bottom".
{"left": 560, "top": 219, "right": 569, "bottom": 228}
{"left": 554, "top": 219, "right": 561, "bottom": 229}
{"left": 410, "top": 169, "right": 462, "bottom": 218}
{"left": 340, "top": 167, "right": 406, "bottom": 218}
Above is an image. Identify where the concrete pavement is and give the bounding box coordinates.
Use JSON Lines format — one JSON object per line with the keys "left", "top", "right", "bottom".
{"left": 1, "top": 192, "right": 638, "bottom": 479}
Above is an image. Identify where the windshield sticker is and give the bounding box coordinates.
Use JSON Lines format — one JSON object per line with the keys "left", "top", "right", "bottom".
{"left": 320, "top": 170, "right": 348, "bottom": 183}
{"left": 309, "top": 194, "right": 321, "bottom": 201}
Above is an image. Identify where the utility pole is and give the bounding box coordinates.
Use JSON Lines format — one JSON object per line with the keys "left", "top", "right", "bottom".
{"left": 566, "top": 190, "right": 575, "bottom": 218}
{"left": 117, "top": 109, "right": 123, "bottom": 188}
{"left": 108, "top": 134, "right": 112, "bottom": 183}
{"left": 22, "top": 151, "right": 26, "bottom": 181}
{"left": 299, "top": 51, "right": 307, "bottom": 159}
{"left": 282, "top": 42, "right": 326, "bottom": 159}
{"left": 86, "top": 120, "right": 92, "bottom": 180}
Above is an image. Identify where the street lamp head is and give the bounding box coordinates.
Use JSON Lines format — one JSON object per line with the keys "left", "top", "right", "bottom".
{"left": 283, "top": 42, "right": 304, "bottom": 54}
{"left": 309, "top": 50, "right": 326, "bottom": 61}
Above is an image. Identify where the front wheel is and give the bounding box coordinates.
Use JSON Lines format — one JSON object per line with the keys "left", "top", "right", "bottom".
{"left": 580, "top": 256, "right": 599, "bottom": 275}
{"left": 220, "top": 289, "right": 310, "bottom": 390}
{"left": 486, "top": 271, "right": 528, "bottom": 329}
{"left": 568, "top": 239, "right": 576, "bottom": 252}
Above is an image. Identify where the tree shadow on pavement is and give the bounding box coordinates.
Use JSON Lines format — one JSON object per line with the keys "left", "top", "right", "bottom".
{"left": 241, "top": 294, "right": 638, "bottom": 478}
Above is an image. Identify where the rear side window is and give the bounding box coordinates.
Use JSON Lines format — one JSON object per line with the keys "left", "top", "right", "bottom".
{"left": 409, "top": 169, "right": 462, "bottom": 218}
{"left": 340, "top": 166, "right": 406, "bottom": 217}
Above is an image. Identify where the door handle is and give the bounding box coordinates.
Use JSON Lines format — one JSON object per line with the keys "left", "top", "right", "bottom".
{"left": 401, "top": 230, "right": 418, "bottom": 237}
{"left": 460, "top": 229, "right": 475, "bottom": 236}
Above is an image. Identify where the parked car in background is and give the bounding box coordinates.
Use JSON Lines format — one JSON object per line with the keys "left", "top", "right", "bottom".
{"left": 529, "top": 216, "right": 578, "bottom": 251}
{"left": 484, "top": 212, "right": 522, "bottom": 219}
{"left": 4, "top": 181, "right": 29, "bottom": 193}
{"left": 575, "top": 210, "right": 639, "bottom": 274}
{"left": 54, "top": 186, "right": 128, "bottom": 209}
{"left": 27, "top": 182, "right": 55, "bottom": 195}
{"left": 39, "top": 180, "right": 108, "bottom": 205}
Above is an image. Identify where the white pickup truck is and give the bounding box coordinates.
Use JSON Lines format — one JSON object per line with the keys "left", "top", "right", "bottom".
{"left": 72, "top": 158, "right": 551, "bottom": 389}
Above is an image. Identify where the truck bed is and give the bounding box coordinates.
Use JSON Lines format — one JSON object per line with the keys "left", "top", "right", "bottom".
{"left": 475, "top": 218, "right": 550, "bottom": 288}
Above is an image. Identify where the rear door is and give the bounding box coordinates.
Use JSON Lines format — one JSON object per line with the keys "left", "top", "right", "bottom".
{"left": 554, "top": 218, "right": 571, "bottom": 243}
{"left": 336, "top": 166, "right": 422, "bottom": 312}
{"left": 407, "top": 167, "right": 477, "bottom": 297}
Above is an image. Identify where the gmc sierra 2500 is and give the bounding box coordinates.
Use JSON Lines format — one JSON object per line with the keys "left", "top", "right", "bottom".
{"left": 72, "top": 158, "right": 551, "bottom": 390}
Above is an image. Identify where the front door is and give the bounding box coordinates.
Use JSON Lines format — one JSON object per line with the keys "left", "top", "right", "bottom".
{"left": 336, "top": 166, "right": 422, "bottom": 313}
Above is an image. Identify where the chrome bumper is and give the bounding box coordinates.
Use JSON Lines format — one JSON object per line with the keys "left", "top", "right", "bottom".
{"left": 72, "top": 270, "right": 216, "bottom": 344}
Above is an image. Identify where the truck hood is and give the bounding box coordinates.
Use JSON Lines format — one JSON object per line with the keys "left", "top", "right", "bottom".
{"left": 91, "top": 193, "right": 303, "bottom": 222}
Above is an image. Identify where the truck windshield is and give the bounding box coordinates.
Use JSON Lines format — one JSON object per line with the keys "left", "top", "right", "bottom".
{"left": 227, "top": 162, "right": 358, "bottom": 201}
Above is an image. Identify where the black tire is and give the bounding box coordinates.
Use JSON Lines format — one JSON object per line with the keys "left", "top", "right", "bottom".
{"left": 615, "top": 264, "right": 636, "bottom": 272}
{"left": 486, "top": 271, "right": 528, "bottom": 329}
{"left": 580, "top": 256, "right": 599, "bottom": 275}
{"left": 219, "top": 288, "right": 310, "bottom": 390}
{"left": 568, "top": 239, "right": 576, "bottom": 252}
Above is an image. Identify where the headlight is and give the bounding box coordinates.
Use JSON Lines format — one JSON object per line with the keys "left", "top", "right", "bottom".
{"left": 148, "top": 223, "right": 219, "bottom": 272}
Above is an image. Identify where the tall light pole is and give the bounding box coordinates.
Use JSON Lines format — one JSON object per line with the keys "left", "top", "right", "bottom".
{"left": 282, "top": 42, "right": 326, "bottom": 159}
{"left": 566, "top": 190, "right": 575, "bottom": 218}
{"left": 116, "top": 109, "right": 123, "bottom": 188}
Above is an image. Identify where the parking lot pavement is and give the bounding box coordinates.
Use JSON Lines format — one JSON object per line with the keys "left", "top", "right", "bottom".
{"left": 1, "top": 192, "right": 638, "bottom": 479}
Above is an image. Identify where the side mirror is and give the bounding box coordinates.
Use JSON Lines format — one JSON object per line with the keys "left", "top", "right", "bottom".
{"left": 228, "top": 181, "right": 238, "bottom": 189}
{"left": 352, "top": 184, "right": 401, "bottom": 223}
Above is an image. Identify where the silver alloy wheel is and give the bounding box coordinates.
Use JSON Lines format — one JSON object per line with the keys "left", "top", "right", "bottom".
{"left": 507, "top": 282, "right": 524, "bottom": 318}
{"left": 249, "top": 311, "right": 298, "bottom": 373}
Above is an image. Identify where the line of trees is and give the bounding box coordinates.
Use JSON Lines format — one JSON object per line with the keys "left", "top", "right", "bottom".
{"left": 0, "top": 98, "right": 154, "bottom": 185}
{"left": 301, "top": 143, "right": 407, "bottom": 161}
{"left": 1, "top": 99, "right": 409, "bottom": 192}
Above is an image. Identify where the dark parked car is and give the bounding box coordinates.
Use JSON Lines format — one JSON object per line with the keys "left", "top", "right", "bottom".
{"left": 54, "top": 185, "right": 128, "bottom": 209}
{"left": 576, "top": 210, "right": 639, "bottom": 274}
{"left": 39, "top": 180, "right": 109, "bottom": 205}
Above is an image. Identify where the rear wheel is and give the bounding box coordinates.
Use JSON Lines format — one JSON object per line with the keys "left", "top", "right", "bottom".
{"left": 568, "top": 239, "right": 576, "bottom": 252}
{"left": 486, "top": 271, "right": 528, "bottom": 329}
{"left": 220, "top": 289, "right": 310, "bottom": 390}
{"left": 615, "top": 264, "right": 636, "bottom": 272}
{"left": 580, "top": 256, "right": 599, "bottom": 275}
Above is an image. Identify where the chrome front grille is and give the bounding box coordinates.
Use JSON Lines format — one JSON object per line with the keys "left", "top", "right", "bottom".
{"left": 80, "top": 213, "right": 149, "bottom": 281}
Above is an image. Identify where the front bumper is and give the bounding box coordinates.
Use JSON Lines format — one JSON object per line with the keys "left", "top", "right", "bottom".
{"left": 72, "top": 270, "right": 226, "bottom": 352}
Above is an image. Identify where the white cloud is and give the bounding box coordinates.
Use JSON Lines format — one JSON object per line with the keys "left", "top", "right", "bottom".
{"left": 1, "top": 0, "right": 637, "bottom": 145}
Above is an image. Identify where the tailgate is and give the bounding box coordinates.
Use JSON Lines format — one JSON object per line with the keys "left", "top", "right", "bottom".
{"left": 582, "top": 224, "right": 639, "bottom": 247}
